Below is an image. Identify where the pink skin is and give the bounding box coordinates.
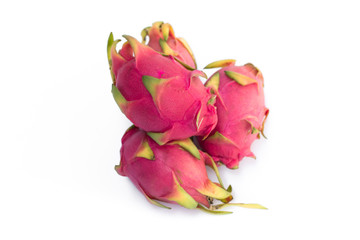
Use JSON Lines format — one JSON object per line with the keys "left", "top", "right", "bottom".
{"left": 146, "top": 24, "right": 196, "bottom": 69}
{"left": 116, "top": 127, "right": 217, "bottom": 208}
{"left": 199, "top": 64, "right": 268, "bottom": 169}
{"left": 112, "top": 37, "right": 217, "bottom": 142}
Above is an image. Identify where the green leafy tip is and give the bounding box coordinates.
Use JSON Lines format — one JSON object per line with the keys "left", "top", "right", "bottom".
{"left": 224, "top": 71, "right": 258, "bottom": 86}
{"left": 214, "top": 203, "right": 268, "bottom": 210}
{"left": 107, "top": 32, "right": 114, "bottom": 65}
{"left": 111, "top": 84, "right": 128, "bottom": 110}
{"left": 204, "top": 59, "right": 236, "bottom": 69}
{"left": 205, "top": 72, "right": 220, "bottom": 92}
{"left": 169, "top": 138, "right": 201, "bottom": 160}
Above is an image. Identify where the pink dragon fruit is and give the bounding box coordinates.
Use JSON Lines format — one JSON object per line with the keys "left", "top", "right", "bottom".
{"left": 141, "top": 21, "right": 197, "bottom": 69}
{"left": 115, "top": 126, "right": 232, "bottom": 210}
{"left": 198, "top": 60, "right": 269, "bottom": 169}
{"left": 107, "top": 33, "right": 217, "bottom": 145}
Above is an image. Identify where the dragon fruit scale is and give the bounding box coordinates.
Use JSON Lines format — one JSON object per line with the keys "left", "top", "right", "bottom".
{"left": 198, "top": 60, "right": 269, "bottom": 169}
{"left": 115, "top": 126, "right": 232, "bottom": 210}
{"left": 107, "top": 32, "right": 217, "bottom": 145}
{"left": 141, "top": 21, "right": 197, "bottom": 69}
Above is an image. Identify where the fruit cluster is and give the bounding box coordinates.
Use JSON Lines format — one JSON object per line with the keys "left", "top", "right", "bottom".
{"left": 107, "top": 22, "right": 269, "bottom": 214}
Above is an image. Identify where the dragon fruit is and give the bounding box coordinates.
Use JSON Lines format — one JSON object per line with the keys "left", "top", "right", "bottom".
{"left": 115, "top": 126, "right": 232, "bottom": 210}
{"left": 108, "top": 23, "right": 269, "bottom": 213}
{"left": 198, "top": 60, "right": 269, "bottom": 169}
{"left": 141, "top": 21, "right": 196, "bottom": 69}
{"left": 107, "top": 33, "right": 217, "bottom": 145}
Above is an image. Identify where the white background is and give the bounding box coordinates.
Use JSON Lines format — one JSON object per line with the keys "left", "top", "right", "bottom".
{"left": 1, "top": 0, "right": 360, "bottom": 239}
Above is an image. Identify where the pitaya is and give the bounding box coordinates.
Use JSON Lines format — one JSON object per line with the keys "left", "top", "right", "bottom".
{"left": 107, "top": 33, "right": 217, "bottom": 145}
{"left": 198, "top": 60, "right": 269, "bottom": 169}
{"left": 141, "top": 21, "right": 196, "bottom": 69}
{"left": 115, "top": 126, "right": 232, "bottom": 210}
